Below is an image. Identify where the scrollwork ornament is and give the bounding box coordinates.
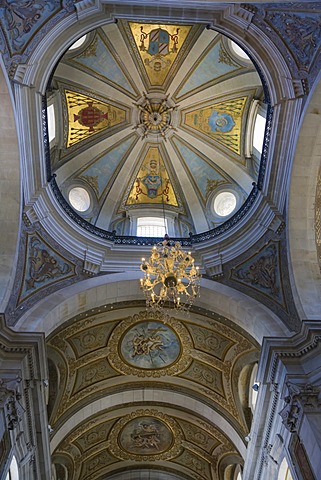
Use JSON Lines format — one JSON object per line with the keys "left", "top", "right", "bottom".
{"left": 107, "top": 310, "right": 193, "bottom": 377}
{"left": 109, "top": 409, "right": 183, "bottom": 461}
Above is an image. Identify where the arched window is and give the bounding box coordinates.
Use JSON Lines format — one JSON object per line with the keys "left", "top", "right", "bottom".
{"left": 278, "top": 458, "right": 293, "bottom": 480}
{"left": 249, "top": 363, "right": 259, "bottom": 413}
{"left": 6, "top": 456, "right": 19, "bottom": 480}
{"left": 137, "top": 217, "right": 167, "bottom": 237}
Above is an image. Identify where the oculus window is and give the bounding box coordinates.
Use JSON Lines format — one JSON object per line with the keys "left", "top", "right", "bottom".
{"left": 68, "top": 187, "right": 91, "bottom": 212}
{"left": 213, "top": 192, "right": 237, "bottom": 217}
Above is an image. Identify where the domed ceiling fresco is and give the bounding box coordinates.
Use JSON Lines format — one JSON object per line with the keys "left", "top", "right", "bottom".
{"left": 48, "top": 20, "right": 265, "bottom": 237}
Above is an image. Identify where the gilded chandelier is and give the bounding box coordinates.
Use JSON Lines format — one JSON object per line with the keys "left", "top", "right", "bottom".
{"left": 140, "top": 235, "right": 201, "bottom": 311}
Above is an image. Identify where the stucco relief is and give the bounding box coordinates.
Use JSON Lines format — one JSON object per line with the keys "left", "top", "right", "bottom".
{"left": 108, "top": 310, "right": 193, "bottom": 377}
{"left": 109, "top": 409, "right": 183, "bottom": 461}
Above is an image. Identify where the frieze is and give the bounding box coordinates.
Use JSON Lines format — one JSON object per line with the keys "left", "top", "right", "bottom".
{"left": 315, "top": 169, "right": 321, "bottom": 271}
{"left": 0, "top": 378, "right": 22, "bottom": 430}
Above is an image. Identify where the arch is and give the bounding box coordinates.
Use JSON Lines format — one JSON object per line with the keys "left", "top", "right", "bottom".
{"left": 288, "top": 76, "right": 321, "bottom": 319}
{"left": 13, "top": 272, "right": 287, "bottom": 343}
{"left": 0, "top": 62, "right": 20, "bottom": 312}
{"left": 50, "top": 390, "right": 247, "bottom": 458}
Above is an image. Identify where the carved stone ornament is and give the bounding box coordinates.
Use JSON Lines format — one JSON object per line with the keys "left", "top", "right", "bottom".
{"left": 109, "top": 409, "right": 183, "bottom": 461}
{"left": 0, "top": 378, "right": 23, "bottom": 431}
{"left": 107, "top": 310, "right": 193, "bottom": 377}
{"left": 279, "top": 382, "right": 321, "bottom": 433}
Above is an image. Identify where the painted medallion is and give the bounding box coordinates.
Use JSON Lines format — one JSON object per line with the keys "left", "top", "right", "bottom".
{"left": 119, "top": 416, "right": 173, "bottom": 455}
{"left": 120, "top": 321, "right": 180, "bottom": 369}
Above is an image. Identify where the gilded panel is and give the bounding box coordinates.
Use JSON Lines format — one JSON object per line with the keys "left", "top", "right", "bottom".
{"left": 128, "top": 22, "right": 192, "bottom": 87}
{"left": 74, "top": 420, "right": 115, "bottom": 452}
{"left": 186, "top": 323, "right": 234, "bottom": 360}
{"left": 173, "top": 449, "right": 211, "bottom": 479}
{"left": 65, "top": 89, "right": 127, "bottom": 148}
{"left": 81, "top": 450, "right": 117, "bottom": 478}
{"left": 126, "top": 145, "right": 178, "bottom": 207}
{"left": 68, "top": 323, "right": 115, "bottom": 358}
{"left": 178, "top": 419, "right": 219, "bottom": 453}
{"left": 72, "top": 358, "right": 116, "bottom": 395}
{"left": 180, "top": 359, "right": 224, "bottom": 396}
{"left": 183, "top": 96, "right": 247, "bottom": 156}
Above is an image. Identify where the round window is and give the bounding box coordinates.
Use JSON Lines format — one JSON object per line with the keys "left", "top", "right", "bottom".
{"left": 69, "top": 187, "right": 91, "bottom": 212}
{"left": 213, "top": 192, "right": 237, "bottom": 217}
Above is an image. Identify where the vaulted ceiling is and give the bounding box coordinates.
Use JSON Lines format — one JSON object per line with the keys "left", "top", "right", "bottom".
{"left": 44, "top": 23, "right": 264, "bottom": 479}
{"left": 2, "top": 2, "right": 321, "bottom": 479}
{"left": 48, "top": 306, "right": 259, "bottom": 479}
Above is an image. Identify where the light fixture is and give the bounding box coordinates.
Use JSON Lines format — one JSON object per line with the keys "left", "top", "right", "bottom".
{"left": 140, "top": 234, "right": 200, "bottom": 312}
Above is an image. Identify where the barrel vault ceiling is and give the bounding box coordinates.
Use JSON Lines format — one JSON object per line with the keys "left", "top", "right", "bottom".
{"left": 48, "top": 306, "right": 259, "bottom": 480}
{"left": 49, "top": 20, "right": 263, "bottom": 235}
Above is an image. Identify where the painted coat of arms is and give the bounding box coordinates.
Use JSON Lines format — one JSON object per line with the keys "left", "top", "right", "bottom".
{"left": 139, "top": 26, "right": 179, "bottom": 72}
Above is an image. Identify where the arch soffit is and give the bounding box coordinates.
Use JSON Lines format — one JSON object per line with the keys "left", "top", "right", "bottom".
{"left": 14, "top": 272, "right": 287, "bottom": 343}
{"left": 288, "top": 76, "right": 321, "bottom": 320}
{"left": 0, "top": 62, "right": 20, "bottom": 312}
{"left": 49, "top": 389, "right": 247, "bottom": 458}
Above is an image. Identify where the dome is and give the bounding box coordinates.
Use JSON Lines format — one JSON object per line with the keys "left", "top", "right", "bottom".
{"left": 47, "top": 21, "right": 267, "bottom": 238}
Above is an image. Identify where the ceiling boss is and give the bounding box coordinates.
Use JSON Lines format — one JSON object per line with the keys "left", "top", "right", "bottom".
{"left": 134, "top": 93, "right": 178, "bottom": 139}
